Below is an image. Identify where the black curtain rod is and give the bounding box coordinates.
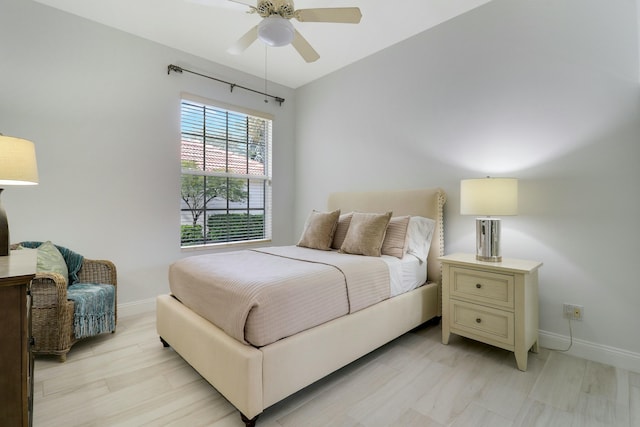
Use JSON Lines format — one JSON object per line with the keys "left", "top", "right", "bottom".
{"left": 167, "top": 64, "right": 285, "bottom": 106}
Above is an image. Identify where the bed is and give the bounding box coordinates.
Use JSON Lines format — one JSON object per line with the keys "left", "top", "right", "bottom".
{"left": 156, "top": 187, "right": 446, "bottom": 426}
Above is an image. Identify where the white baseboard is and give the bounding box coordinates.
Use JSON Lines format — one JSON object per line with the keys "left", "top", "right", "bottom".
{"left": 539, "top": 329, "right": 640, "bottom": 374}
{"left": 118, "top": 297, "right": 156, "bottom": 318}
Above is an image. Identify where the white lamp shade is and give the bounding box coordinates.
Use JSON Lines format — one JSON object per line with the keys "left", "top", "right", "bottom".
{"left": 258, "top": 16, "right": 295, "bottom": 47}
{"left": 460, "top": 177, "right": 518, "bottom": 216}
{"left": 0, "top": 135, "right": 39, "bottom": 185}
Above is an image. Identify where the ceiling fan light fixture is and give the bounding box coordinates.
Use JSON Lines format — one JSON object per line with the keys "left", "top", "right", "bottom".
{"left": 258, "top": 15, "right": 295, "bottom": 47}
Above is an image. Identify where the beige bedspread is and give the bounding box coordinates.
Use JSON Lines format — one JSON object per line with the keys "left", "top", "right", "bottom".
{"left": 168, "top": 246, "right": 390, "bottom": 347}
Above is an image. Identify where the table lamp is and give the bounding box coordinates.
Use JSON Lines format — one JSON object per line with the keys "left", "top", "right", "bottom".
{"left": 0, "top": 135, "right": 39, "bottom": 256}
{"left": 460, "top": 177, "right": 518, "bottom": 262}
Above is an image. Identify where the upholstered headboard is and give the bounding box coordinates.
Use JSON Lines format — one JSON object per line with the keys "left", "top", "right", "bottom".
{"left": 327, "top": 187, "right": 446, "bottom": 285}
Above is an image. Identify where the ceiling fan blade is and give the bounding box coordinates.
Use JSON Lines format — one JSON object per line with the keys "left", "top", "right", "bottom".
{"left": 186, "top": 0, "right": 250, "bottom": 11}
{"left": 295, "top": 7, "right": 362, "bottom": 24}
{"left": 228, "top": 0, "right": 255, "bottom": 7}
{"left": 185, "top": 0, "right": 217, "bottom": 6}
{"left": 292, "top": 30, "right": 320, "bottom": 63}
{"left": 228, "top": 25, "right": 258, "bottom": 54}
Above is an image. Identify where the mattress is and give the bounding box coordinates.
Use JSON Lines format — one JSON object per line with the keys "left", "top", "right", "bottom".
{"left": 170, "top": 246, "right": 401, "bottom": 347}
{"left": 169, "top": 246, "right": 429, "bottom": 348}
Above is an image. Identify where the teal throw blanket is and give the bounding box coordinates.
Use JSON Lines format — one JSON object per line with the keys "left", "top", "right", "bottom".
{"left": 67, "top": 283, "right": 116, "bottom": 339}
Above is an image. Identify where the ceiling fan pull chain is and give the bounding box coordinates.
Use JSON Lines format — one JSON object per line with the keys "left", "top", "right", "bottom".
{"left": 264, "top": 45, "right": 269, "bottom": 103}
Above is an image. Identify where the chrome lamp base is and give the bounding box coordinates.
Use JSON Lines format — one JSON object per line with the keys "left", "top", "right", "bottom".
{"left": 476, "top": 218, "right": 502, "bottom": 262}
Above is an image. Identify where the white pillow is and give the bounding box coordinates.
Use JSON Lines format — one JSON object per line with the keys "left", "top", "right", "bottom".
{"left": 405, "top": 216, "right": 436, "bottom": 264}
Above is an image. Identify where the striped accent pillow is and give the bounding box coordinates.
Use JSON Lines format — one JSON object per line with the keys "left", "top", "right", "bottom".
{"left": 331, "top": 212, "right": 353, "bottom": 249}
{"left": 381, "top": 216, "right": 411, "bottom": 258}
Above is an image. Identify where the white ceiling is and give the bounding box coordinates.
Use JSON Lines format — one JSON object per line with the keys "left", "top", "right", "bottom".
{"left": 33, "top": 0, "right": 492, "bottom": 89}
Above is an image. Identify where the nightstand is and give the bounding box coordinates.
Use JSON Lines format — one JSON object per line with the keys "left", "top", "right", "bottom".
{"left": 440, "top": 253, "right": 542, "bottom": 371}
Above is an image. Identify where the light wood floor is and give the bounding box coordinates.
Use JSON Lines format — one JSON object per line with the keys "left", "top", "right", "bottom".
{"left": 34, "top": 311, "right": 640, "bottom": 427}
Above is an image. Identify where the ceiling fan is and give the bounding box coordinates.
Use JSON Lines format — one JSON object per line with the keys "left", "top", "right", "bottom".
{"left": 227, "top": 0, "right": 362, "bottom": 63}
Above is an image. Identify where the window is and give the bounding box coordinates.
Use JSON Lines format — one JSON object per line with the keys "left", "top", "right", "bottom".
{"left": 180, "top": 97, "right": 272, "bottom": 247}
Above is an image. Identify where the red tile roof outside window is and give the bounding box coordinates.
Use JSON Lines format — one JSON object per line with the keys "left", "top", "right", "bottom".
{"left": 181, "top": 140, "right": 265, "bottom": 175}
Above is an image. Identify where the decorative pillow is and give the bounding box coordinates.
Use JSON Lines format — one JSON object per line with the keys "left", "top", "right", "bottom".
{"left": 297, "top": 209, "right": 341, "bottom": 250}
{"left": 36, "top": 241, "right": 69, "bottom": 279}
{"left": 331, "top": 212, "right": 353, "bottom": 249}
{"left": 340, "top": 211, "right": 392, "bottom": 257}
{"left": 406, "top": 216, "right": 436, "bottom": 263}
{"left": 381, "top": 216, "right": 411, "bottom": 259}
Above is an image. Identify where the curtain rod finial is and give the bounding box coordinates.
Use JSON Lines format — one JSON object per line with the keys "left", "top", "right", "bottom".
{"left": 167, "top": 64, "right": 183, "bottom": 75}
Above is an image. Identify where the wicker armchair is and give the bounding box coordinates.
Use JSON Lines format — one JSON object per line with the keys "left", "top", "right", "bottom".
{"left": 14, "top": 244, "right": 118, "bottom": 361}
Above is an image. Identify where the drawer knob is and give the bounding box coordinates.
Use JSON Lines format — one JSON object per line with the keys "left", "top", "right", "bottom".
{"left": 475, "top": 318, "right": 482, "bottom": 324}
{"left": 476, "top": 283, "right": 482, "bottom": 289}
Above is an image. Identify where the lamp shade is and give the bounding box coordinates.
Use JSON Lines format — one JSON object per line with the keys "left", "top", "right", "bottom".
{"left": 0, "top": 135, "right": 39, "bottom": 185}
{"left": 460, "top": 177, "right": 518, "bottom": 216}
{"left": 258, "top": 16, "right": 295, "bottom": 47}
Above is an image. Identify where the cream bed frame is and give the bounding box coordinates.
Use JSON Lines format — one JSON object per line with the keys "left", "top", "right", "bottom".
{"left": 156, "top": 187, "right": 446, "bottom": 426}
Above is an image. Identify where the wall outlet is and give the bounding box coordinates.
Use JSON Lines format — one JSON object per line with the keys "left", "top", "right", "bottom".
{"left": 563, "top": 303, "right": 584, "bottom": 321}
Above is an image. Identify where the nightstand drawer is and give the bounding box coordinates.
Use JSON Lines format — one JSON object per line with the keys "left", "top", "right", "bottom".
{"left": 450, "top": 300, "right": 514, "bottom": 346}
{"left": 451, "top": 267, "right": 514, "bottom": 309}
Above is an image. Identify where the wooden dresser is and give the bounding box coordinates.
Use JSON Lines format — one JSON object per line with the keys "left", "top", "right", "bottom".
{"left": 0, "top": 249, "right": 37, "bottom": 427}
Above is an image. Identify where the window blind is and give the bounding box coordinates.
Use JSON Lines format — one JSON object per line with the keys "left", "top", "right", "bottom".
{"left": 180, "top": 99, "right": 272, "bottom": 247}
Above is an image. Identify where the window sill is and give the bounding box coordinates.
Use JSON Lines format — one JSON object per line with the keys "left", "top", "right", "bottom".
{"left": 180, "top": 239, "right": 272, "bottom": 253}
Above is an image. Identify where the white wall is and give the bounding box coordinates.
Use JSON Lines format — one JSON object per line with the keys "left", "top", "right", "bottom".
{"left": 295, "top": 0, "right": 640, "bottom": 369}
{"left": 0, "top": 0, "right": 296, "bottom": 307}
